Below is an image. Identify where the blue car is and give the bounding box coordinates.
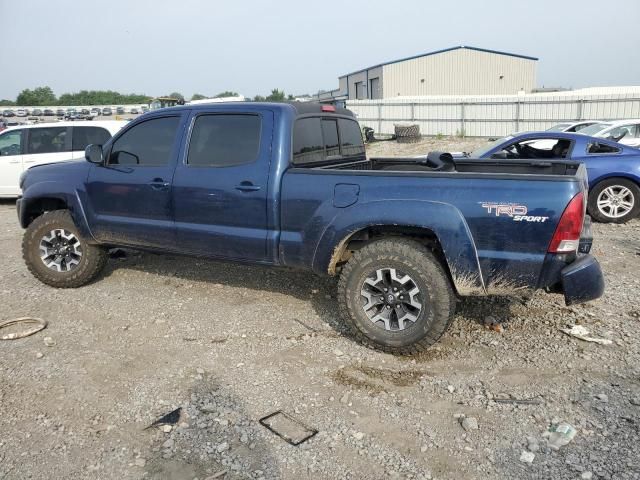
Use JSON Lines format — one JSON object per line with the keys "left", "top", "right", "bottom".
{"left": 464, "top": 131, "right": 640, "bottom": 223}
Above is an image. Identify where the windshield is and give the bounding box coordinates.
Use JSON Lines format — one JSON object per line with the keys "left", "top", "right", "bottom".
{"left": 470, "top": 136, "right": 514, "bottom": 158}
{"left": 580, "top": 123, "right": 612, "bottom": 136}
{"left": 546, "top": 123, "right": 571, "bottom": 132}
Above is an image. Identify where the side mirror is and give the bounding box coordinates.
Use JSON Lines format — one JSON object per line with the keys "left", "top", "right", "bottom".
{"left": 85, "top": 144, "right": 103, "bottom": 164}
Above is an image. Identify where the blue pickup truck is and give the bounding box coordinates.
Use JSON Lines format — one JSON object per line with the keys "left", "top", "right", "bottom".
{"left": 17, "top": 103, "right": 604, "bottom": 353}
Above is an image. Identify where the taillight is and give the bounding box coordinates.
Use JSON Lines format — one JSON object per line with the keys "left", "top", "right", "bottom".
{"left": 548, "top": 192, "right": 584, "bottom": 253}
{"left": 321, "top": 105, "right": 336, "bottom": 112}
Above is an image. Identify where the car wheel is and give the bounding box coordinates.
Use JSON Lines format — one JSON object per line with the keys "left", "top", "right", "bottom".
{"left": 22, "top": 210, "right": 108, "bottom": 288}
{"left": 338, "top": 238, "right": 456, "bottom": 354}
{"left": 588, "top": 178, "right": 640, "bottom": 223}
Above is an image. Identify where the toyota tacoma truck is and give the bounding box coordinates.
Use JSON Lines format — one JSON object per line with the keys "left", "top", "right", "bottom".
{"left": 17, "top": 102, "right": 605, "bottom": 353}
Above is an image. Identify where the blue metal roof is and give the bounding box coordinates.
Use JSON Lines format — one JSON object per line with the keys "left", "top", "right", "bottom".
{"left": 339, "top": 45, "right": 538, "bottom": 79}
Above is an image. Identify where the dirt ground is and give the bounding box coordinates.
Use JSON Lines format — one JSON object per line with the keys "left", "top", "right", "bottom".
{"left": 1, "top": 137, "right": 639, "bottom": 480}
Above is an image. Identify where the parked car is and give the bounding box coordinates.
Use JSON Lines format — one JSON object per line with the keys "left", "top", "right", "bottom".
{"left": 458, "top": 131, "right": 640, "bottom": 223}
{"left": 578, "top": 119, "right": 640, "bottom": 148}
{"left": 90, "top": 108, "right": 101, "bottom": 117}
{"left": 0, "top": 121, "right": 126, "bottom": 197}
{"left": 16, "top": 103, "right": 604, "bottom": 352}
{"left": 102, "top": 107, "right": 112, "bottom": 116}
{"left": 546, "top": 121, "right": 602, "bottom": 133}
{"left": 129, "top": 107, "right": 139, "bottom": 114}
{"left": 43, "top": 109, "right": 55, "bottom": 116}
{"left": 56, "top": 109, "right": 65, "bottom": 116}
{"left": 2, "top": 110, "right": 15, "bottom": 117}
{"left": 31, "top": 109, "right": 43, "bottom": 116}
{"left": 15, "top": 109, "right": 27, "bottom": 117}
{"left": 116, "top": 106, "right": 125, "bottom": 115}
{"left": 141, "top": 106, "right": 149, "bottom": 113}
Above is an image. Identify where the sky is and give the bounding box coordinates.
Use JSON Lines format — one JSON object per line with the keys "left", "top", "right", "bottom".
{"left": 1, "top": 0, "right": 639, "bottom": 100}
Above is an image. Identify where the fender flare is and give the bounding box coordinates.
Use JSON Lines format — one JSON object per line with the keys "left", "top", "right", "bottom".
{"left": 312, "top": 199, "right": 485, "bottom": 295}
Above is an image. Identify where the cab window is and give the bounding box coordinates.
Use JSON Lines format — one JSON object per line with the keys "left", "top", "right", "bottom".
{"left": 109, "top": 117, "right": 180, "bottom": 166}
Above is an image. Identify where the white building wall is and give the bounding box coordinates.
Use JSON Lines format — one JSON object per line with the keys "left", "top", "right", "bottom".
{"left": 382, "top": 48, "right": 536, "bottom": 97}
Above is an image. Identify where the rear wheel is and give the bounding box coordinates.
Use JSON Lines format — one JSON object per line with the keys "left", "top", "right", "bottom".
{"left": 22, "top": 210, "right": 108, "bottom": 288}
{"left": 338, "top": 238, "right": 456, "bottom": 354}
{"left": 588, "top": 178, "right": 640, "bottom": 223}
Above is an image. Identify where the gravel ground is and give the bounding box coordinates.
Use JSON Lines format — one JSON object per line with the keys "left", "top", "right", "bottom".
{"left": 1, "top": 137, "right": 639, "bottom": 480}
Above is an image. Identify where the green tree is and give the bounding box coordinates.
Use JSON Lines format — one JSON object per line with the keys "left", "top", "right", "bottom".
{"left": 169, "top": 92, "right": 184, "bottom": 101}
{"left": 16, "top": 86, "right": 57, "bottom": 106}
{"left": 252, "top": 95, "right": 266, "bottom": 102}
{"left": 214, "top": 91, "right": 239, "bottom": 98}
{"left": 265, "top": 89, "right": 286, "bottom": 102}
{"left": 0, "top": 99, "right": 15, "bottom": 106}
{"left": 191, "top": 93, "right": 207, "bottom": 101}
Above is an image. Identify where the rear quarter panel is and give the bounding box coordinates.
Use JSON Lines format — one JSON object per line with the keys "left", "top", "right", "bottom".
{"left": 280, "top": 170, "right": 581, "bottom": 295}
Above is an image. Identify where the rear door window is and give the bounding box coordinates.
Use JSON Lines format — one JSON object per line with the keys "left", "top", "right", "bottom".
{"left": 72, "top": 126, "right": 111, "bottom": 150}
{"left": 293, "top": 116, "right": 364, "bottom": 165}
{"left": 187, "top": 114, "right": 261, "bottom": 167}
{"left": 26, "top": 127, "right": 69, "bottom": 154}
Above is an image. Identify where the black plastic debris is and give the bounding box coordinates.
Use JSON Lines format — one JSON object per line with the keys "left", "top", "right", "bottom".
{"left": 145, "top": 407, "right": 182, "bottom": 430}
{"left": 259, "top": 410, "right": 318, "bottom": 446}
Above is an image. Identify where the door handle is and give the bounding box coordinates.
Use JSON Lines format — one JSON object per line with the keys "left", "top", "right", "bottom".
{"left": 149, "top": 178, "right": 170, "bottom": 190}
{"left": 235, "top": 182, "right": 261, "bottom": 192}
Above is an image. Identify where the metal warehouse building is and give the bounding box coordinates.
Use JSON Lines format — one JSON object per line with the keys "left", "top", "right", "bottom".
{"left": 317, "top": 46, "right": 537, "bottom": 102}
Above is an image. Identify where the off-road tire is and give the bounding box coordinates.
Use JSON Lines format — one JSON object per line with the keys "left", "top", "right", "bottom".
{"left": 22, "top": 210, "right": 108, "bottom": 288}
{"left": 588, "top": 178, "right": 640, "bottom": 224}
{"left": 338, "top": 238, "right": 456, "bottom": 354}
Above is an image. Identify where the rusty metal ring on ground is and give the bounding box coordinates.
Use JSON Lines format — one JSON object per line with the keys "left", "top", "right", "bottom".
{"left": 0, "top": 317, "right": 48, "bottom": 340}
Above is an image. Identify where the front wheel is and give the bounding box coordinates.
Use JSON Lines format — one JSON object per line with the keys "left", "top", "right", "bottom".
{"left": 338, "top": 238, "right": 456, "bottom": 354}
{"left": 588, "top": 178, "right": 640, "bottom": 223}
{"left": 22, "top": 210, "right": 108, "bottom": 288}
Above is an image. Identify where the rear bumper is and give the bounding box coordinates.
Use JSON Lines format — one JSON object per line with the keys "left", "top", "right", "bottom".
{"left": 560, "top": 254, "right": 605, "bottom": 306}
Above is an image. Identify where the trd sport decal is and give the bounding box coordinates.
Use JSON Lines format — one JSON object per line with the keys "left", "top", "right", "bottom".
{"left": 481, "top": 203, "right": 549, "bottom": 223}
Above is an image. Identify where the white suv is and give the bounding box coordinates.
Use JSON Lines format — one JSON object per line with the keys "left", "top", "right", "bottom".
{"left": 0, "top": 121, "right": 126, "bottom": 197}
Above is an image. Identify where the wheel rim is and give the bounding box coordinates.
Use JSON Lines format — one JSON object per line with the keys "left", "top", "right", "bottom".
{"left": 39, "top": 229, "right": 82, "bottom": 272}
{"left": 360, "top": 267, "right": 423, "bottom": 331}
{"left": 596, "top": 186, "right": 635, "bottom": 218}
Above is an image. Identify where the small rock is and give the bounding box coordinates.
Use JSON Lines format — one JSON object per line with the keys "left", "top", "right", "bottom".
{"left": 333, "top": 349, "right": 344, "bottom": 357}
{"left": 581, "top": 472, "right": 593, "bottom": 480}
{"left": 134, "top": 458, "right": 146, "bottom": 467}
{"left": 43, "top": 337, "right": 55, "bottom": 347}
{"left": 162, "top": 438, "right": 174, "bottom": 449}
{"left": 461, "top": 417, "right": 478, "bottom": 431}
{"left": 216, "top": 442, "right": 229, "bottom": 453}
{"left": 595, "top": 393, "right": 608, "bottom": 403}
{"left": 340, "top": 392, "right": 350, "bottom": 404}
{"left": 630, "top": 398, "right": 640, "bottom": 406}
{"left": 36, "top": 352, "right": 44, "bottom": 359}
{"left": 420, "top": 445, "right": 428, "bottom": 453}
{"left": 447, "top": 385, "right": 455, "bottom": 394}
{"left": 526, "top": 436, "right": 539, "bottom": 452}
{"left": 196, "top": 368, "right": 205, "bottom": 375}
{"left": 161, "top": 425, "right": 172, "bottom": 433}
{"left": 519, "top": 451, "right": 535, "bottom": 464}
{"left": 352, "top": 432, "right": 364, "bottom": 441}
